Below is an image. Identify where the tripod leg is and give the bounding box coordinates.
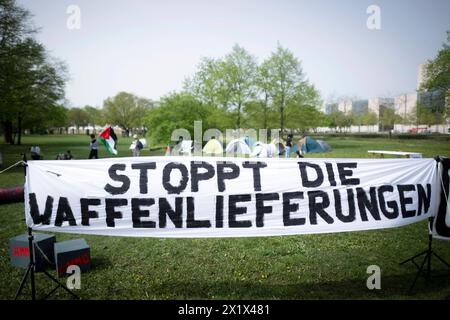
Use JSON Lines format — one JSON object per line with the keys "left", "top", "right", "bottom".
{"left": 42, "top": 270, "right": 80, "bottom": 299}
{"left": 41, "top": 285, "right": 61, "bottom": 300}
{"left": 408, "top": 252, "right": 429, "bottom": 294}
{"left": 399, "top": 250, "right": 428, "bottom": 265}
{"left": 432, "top": 252, "right": 450, "bottom": 268}
{"left": 14, "top": 264, "right": 31, "bottom": 300}
{"left": 30, "top": 265, "right": 36, "bottom": 300}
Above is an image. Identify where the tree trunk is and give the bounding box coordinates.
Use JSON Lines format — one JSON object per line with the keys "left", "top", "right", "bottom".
{"left": 263, "top": 93, "right": 268, "bottom": 129}
{"left": 17, "top": 114, "right": 22, "bottom": 145}
{"left": 237, "top": 102, "right": 241, "bottom": 128}
{"left": 280, "top": 94, "right": 285, "bottom": 138}
{"left": 2, "top": 120, "right": 14, "bottom": 144}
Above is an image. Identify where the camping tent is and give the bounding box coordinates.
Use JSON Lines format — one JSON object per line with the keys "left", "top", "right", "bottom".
{"left": 243, "top": 136, "right": 255, "bottom": 148}
{"left": 293, "top": 136, "right": 332, "bottom": 154}
{"left": 225, "top": 139, "right": 252, "bottom": 155}
{"left": 271, "top": 139, "right": 285, "bottom": 156}
{"left": 250, "top": 142, "right": 277, "bottom": 158}
{"left": 203, "top": 139, "right": 223, "bottom": 155}
{"left": 172, "top": 140, "right": 193, "bottom": 156}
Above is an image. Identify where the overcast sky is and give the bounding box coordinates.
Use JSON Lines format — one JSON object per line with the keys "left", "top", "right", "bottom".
{"left": 18, "top": 0, "right": 450, "bottom": 107}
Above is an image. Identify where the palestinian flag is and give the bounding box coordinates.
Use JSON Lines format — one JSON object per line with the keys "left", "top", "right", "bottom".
{"left": 99, "top": 126, "right": 118, "bottom": 155}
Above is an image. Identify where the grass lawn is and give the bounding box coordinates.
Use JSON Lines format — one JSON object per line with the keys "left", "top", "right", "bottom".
{"left": 0, "top": 134, "right": 450, "bottom": 300}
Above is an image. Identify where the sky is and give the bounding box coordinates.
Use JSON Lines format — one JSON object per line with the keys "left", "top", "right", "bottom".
{"left": 18, "top": 0, "right": 450, "bottom": 108}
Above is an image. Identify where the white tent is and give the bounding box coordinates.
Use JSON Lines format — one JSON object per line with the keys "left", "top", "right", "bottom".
{"left": 172, "top": 140, "right": 193, "bottom": 156}
{"left": 203, "top": 139, "right": 223, "bottom": 155}
{"left": 225, "top": 139, "right": 252, "bottom": 155}
{"left": 251, "top": 142, "right": 277, "bottom": 158}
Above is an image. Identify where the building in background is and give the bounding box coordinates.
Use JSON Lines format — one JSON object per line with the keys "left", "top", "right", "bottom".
{"left": 417, "top": 62, "right": 429, "bottom": 91}
{"left": 394, "top": 93, "right": 418, "bottom": 120}
{"left": 311, "top": 62, "right": 446, "bottom": 133}
{"left": 351, "top": 100, "right": 369, "bottom": 116}
{"left": 338, "top": 100, "right": 352, "bottom": 114}
{"left": 324, "top": 103, "right": 338, "bottom": 114}
{"left": 368, "top": 97, "right": 395, "bottom": 119}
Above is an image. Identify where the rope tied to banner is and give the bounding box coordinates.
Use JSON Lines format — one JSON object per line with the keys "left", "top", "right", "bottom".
{"left": 0, "top": 160, "right": 26, "bottom": 174}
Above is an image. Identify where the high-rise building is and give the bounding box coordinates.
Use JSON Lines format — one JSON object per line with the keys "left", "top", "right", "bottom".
{"left": 417, "top": 62, "right": 429, "bottom": 91}
{"left": 324, "top": 103, "right": 338, "bottom": 114}
{"left": 368, "top": 98, "right": 395, "bottom": 118}
{"left": 394, "top": 93, "right": 418, "bottom": 120}
{"left": 338, "top": 100, "right": 352, "bottom": 114}
{"left": 351, "top": 100, "right": 369, "bottom": 115}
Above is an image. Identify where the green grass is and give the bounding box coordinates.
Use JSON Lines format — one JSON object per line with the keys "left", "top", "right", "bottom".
{"left": 0, "top": 134, "right": 450, "bottom": 300}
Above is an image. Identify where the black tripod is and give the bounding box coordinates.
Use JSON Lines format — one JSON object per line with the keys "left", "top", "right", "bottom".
{"left": 14, "top": 155, "right": 79, "bottom": 300}
{"left": 400, "top": 219, "right": 450, "bottom": 294}
{"left": 14, "top": 228, "right": 80, "bottom": 300}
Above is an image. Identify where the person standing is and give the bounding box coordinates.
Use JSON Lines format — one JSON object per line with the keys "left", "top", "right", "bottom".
{"left": 30, "top": 145, "right": 41, "bottom": 160}
{"left": 133, "top": 134, "right": 143, "bottom": 157}
{"left": 285, "top": 133, "right": 293, "bottom": 158}
{"left": 89, "top": 134, "right": 99, "bottom": 159}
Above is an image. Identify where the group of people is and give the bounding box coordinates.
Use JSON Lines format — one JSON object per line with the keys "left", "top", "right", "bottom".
{"left": 285, "top": 133, "right": 305, "bottom": 158}
{"left": 30, "top": 133, "right": 301, "bottom": 161}
{"left": 29, "top": 145, "right": 73, "bottom": 160}
{"left": 30, "top": 133, "right": 145, "bottom": 161}
{"left": 88, "top": 133, "right": 144, "bottom": 159}
{"left": 56, "top": 150, "right": 73, "bottom": 160}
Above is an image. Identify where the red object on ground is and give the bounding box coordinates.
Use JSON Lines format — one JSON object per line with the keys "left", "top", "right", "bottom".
{"left": 0, "top": 186, "right": 24, "bottom": 204}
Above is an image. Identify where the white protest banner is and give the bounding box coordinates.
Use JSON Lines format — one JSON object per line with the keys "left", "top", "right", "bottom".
{"left": 432, "top": 158, "right": 450, "bottom": 240}
{"left": 25, "top": 157, "right": 439, "bottom": 238}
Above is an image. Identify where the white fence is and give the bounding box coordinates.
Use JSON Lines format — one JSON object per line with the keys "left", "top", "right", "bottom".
{"left": 393, "top": 124, "right": 450, "bottom": 134}
{"left": 315, "top": 125, "right": 379, "bottom": 133}
{"left": 315, "top": 124, "right": 449, "bottom": 134}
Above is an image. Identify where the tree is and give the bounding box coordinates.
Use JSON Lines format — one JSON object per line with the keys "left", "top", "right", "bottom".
{"left": 419, "top": 31, "right": 450, "bottom": 123}
{"left": 328, "top": 111, "right": 352, "bottom": 132}
{"left": 242, "top": 100, "right": 278, "bottom": 130}
{"left": 184, "top": 57, "right": 228, "bottom": 109}
{"left": 415, "top": 103, "right": 445, "bottom": 126}
{"left": 254, "top": 60, "right": 274, "bottom": 129}
{"left": 264, "top": 44, "right": 310, "bottom": 136}
{"left": 416, "top": 104, "right": 434, "bottom": 126}
{"left": 3, "top": 38, "right": 66, "bottom": 144}
{"left": 42, "top": 104, "right": 68, "bottom": 133}
{"left": 285, "top": 82, "right": 321, "bottom": 132}
{"left": 361, "top": 111, "right": 378, "bottom": 126}
{"left": 68, "top": 107, "right": 89, "bottom": 127}
{"left": 185, "top": 46, "right": 258, "bottom": 128}
{"left": 144, "top": 92, "right": 210, "bottom": 144}
{"left": 286, "top": 104, "right": 324, "bottom": 133}
{"left": 1, "top": 0, "right": 34, "bottom": 143}
{"left": 379, "top": 107, "right": 401, "bottom": 132}
{"left": 0, "top": 0, "right": 67, "bottom": 144}
{"left": 420, "top": 31, "right": 450, "bottom": 94}
{"left": 221, "top": 45, "right": 257, "bottom": 127}
{"left": 83, "top": 105, "right": 104, "bottom": 130}
{"left": 102, "top": 92, "right": 153, "bottom": 135}
{"left": 184, "top": 44, "right": 322, "bottom": 134}
{"left": 350, "top": 112, "right": 363, "bottom": 131}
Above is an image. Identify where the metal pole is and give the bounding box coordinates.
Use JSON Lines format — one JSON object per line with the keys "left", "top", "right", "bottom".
{"left": 426, "top": 233, "right": 432, "bottom": 280}
{"left": 22, "top": 153, "right": 36, "bottom": 300}
{"left": 27, "top": 227, "right": 36, "bottom": 300}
